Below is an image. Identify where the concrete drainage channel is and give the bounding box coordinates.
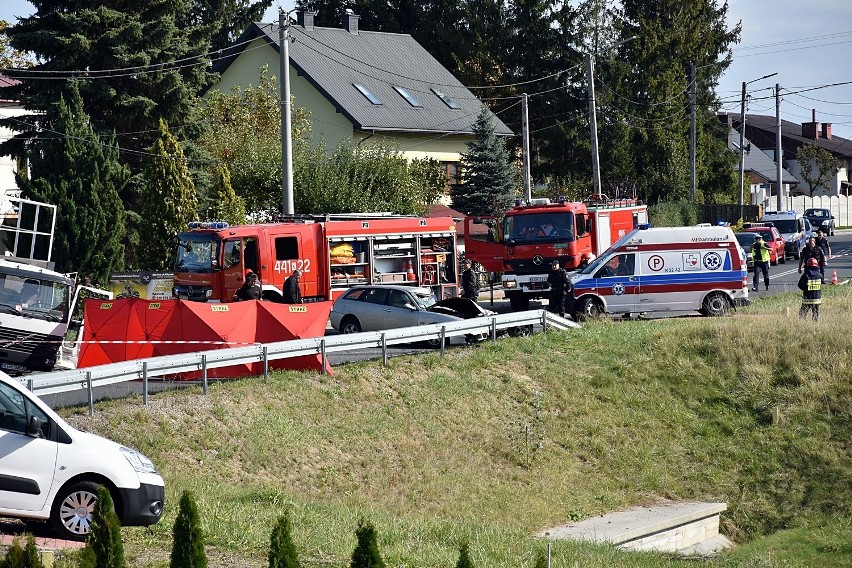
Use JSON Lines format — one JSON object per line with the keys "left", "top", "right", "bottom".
{"left": 537, "top": 501, "right": 733, "bottom": 557}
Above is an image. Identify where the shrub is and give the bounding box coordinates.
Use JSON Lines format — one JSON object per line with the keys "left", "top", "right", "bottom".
{"left": 268, "top": 512, "right": 300, "bottom": 568}
{"left": 78, "top": 486, "right": 124, "bottom": 568}
{"left": 454, "top": 541, "right": 473, "bottom": 568}
{"left": 170, "top": 491, "right": 207, "bottom": 568}
{"left": 0, "top": 535, "right": 43, "bottom": 568}
{"left": 349, "top": 519, "right": 384, "bottom": 568}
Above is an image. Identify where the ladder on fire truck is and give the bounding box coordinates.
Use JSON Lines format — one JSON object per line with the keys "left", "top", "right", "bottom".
{"left": 0, "top": 193, "right": 57, "bottom": 269}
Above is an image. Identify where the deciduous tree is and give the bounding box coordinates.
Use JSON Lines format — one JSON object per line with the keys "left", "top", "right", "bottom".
{"left": 796, "top": 143, "right": 840, "bottom": 197}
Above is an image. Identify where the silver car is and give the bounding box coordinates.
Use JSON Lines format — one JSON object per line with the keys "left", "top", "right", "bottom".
{"left": 330, "top": 285, "right": 494, "bottom": 345}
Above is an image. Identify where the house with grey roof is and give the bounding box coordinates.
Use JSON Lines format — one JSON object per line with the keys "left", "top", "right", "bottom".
{"left": 210, "top": 12, "right": 514, "bottom": 189}
{"left": 723, "top": 125, "right": 798, "bottom": 207}
{"left": 726, "top": 110, "right": 851, "bottom": 197}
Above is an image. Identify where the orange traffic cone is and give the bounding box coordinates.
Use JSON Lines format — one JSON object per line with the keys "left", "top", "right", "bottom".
{"left": 406, "top": 259, "right": 416, "bottom": 281}
{"left": 832, "top": 269, "right": 839, "bottom": 285}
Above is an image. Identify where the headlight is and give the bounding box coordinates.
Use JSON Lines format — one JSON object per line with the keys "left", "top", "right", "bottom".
{"left": 121, "top": 447, "right": 158, "bottom": 474}
{"left": 502, "top": 280, "right": 517, "bottom": 288}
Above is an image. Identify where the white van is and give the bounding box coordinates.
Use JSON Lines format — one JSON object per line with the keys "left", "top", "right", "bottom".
{"left": 0, "top": 371, "right": 164, "bottom": 540}
{"left": 571, "top": 226, "right": 750, "bottom": 317}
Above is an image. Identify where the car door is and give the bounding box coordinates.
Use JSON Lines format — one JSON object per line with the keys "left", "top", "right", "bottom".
{"left": 357, "top": 287, "right": 391, "bottom": 330}
{"left": 0, "top": 382, "right": 57, "bottom": 513}
{"left": 387, "top": 289, "right": 421, "bottom": 328}
{"left": 591, "top": 252, "right": 638, "bottom": 314}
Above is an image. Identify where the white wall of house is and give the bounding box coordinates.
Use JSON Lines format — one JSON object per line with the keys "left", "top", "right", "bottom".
{"left": 0, "top": 103, "right": 25, "bottom": 192}
{"left": 786, "top": 158, "right": 848, "bottom": 196}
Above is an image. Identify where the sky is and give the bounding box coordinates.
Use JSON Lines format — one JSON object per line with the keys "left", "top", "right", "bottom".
{"left": 2, "top": 0, "right": 851, "bottom": 140}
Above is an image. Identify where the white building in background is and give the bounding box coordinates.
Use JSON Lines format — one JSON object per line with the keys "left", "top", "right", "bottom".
{"left": 0, "top": 74, "right": 24, "bottom": 195}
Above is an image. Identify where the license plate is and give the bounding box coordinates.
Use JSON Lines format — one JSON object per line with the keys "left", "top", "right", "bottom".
{"left": 530, "top": 276, "right": 546, "bottom": 282}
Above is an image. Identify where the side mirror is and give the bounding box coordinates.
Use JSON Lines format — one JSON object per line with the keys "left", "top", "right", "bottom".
{"left": 404, "top": 303, "right": 417, "bottom": 311}
{"left": 27, "top": 415, "right": 42, "bottom": 438}
{"left": 585, "top": 219, "right": 593, "bottom": 234}
{"left": 506, "top": 238, "right": 516, "bottom": 246}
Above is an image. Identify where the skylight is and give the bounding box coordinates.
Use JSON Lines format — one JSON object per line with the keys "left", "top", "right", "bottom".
{"left": 354, "top": 83, "right": 381, "bottom": 105}
{"left": 432, "top": 88, "right": 460, "bottom": 109}
{"left": 393, "top": 85, "right": 422, "bottom": 108}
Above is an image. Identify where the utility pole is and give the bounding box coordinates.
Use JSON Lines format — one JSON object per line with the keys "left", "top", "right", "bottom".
{"left": 775, "top": 84, "right": 783, "bottom": 212}
{"left": 521, "top": 93, "right": 531, "bottom": 201}
{"left": 587, "top": 54, "right": 601, "bottom": 197}
{"left": 738, "top": 80, "right": 747, "bottom": 221}
{"left": 279, "top": 9, "right": 294, "bottom": 215}
{"left": 689, "top": 62, "right": 696, "bottom": 202}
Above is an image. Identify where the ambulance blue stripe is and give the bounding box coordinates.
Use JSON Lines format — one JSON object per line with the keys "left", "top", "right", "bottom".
{"left": 573, "top": 271, "right": 744, "bottom": 291}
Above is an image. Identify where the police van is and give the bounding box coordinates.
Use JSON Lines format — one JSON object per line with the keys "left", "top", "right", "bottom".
{"left": 759, "top": 210, "right": 810, "bottom": 260}
{"left": 571, "top": 225, "right": 749, "bottom": 318}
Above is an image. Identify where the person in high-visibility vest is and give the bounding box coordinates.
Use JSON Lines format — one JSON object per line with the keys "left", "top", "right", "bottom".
{"left": 751, "top": 234, "right": 772, "bottom": 291}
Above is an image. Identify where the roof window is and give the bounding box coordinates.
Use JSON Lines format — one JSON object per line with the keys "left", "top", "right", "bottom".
{"left": 432, "top": 88, "right": 460, "bottom": 109}
{"left": 354, "top": 83, "right": 381, "bottom": 105}
{"left": 393, "top": 85, "right": 422, "bottom": 108}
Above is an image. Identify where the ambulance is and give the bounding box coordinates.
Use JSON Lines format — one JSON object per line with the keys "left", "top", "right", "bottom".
{"left": 571, "top": 225, "right": 750, "bottom": 318}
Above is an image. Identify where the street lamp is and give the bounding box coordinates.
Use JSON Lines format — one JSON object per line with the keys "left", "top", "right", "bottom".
{"left": 738, "top": 72, "right": 777, "bottom": 219}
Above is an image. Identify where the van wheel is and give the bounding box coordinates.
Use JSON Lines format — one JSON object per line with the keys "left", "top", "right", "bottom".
{"left": 340, "top": 316, "right": 362, "bottom": 334}
{"left": 701, "top": 292, "right": 729, "bottom": 317}
{"left": 50, "top": 480, "right": 102, "bottom": 541}
{"left": 578, "top": 297, "right": 604, "bottom": 320}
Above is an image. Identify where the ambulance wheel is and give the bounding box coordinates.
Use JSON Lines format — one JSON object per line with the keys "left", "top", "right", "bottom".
{"left": 508, "top": 292, "right": 530, "bottom": 312}
{"left": 340, "top": 316, "right": 362, "bottom": 334}
{"left": 701, "top": 292, "right": 729, "bottom": 317}
{"left": 578, "top": 297, "right": 604, "bottom": 320}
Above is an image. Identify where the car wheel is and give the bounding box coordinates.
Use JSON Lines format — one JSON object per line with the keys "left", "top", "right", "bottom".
{"left": 508, "top": 324, "right": 533, "bottom": 337}
{"left": 340, "top": 316, "right": 362, "bottom": 334}
{"left": 701, "top": 292, "right": 729, "bottom": 317}
{"left": 578, "top": 297, "right": 604, "bottom": 320}
{"left": 424, "top": 337, "right": 451, "bottom": 349}
{"left": 50, "top": 480, "right": 102, "bottom": 541}
{"left": 779, "top": 250, "right": 786, "bottom": 264}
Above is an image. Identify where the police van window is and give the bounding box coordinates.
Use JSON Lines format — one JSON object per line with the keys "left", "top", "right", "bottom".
{"left": 275, "top": 237, "right": 299, "bottom": 260}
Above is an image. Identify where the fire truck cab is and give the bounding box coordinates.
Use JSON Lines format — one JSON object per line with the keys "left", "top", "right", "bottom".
{"left": 172, "top": 215, "right": 460, "bottom": 303}
{"left": 464, "top": 197, "right": 647, "bottom": 311}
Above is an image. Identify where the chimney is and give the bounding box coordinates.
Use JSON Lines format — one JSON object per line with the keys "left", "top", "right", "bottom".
{"left": 342, "top": 12, "right": 359, "bottom": 34}
{"left": 297, "top": 11, "right": 315, "bottom": 31}
{"left": 801, "top": 108, "right": 819, "bottom": 140}
{"left": 822, "top": 122, "right": 832, "bottom": 140}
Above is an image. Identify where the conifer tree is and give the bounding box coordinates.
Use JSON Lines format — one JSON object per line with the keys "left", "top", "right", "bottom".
{"left": 0, "top": 534, "right": 44, "bottom": 568}
{"left": 170, "top": 491, "right": 207, "bottom": 568}
{"left": 17, "top": 82, "right": 127, "bottom": 282}
{"left": 532, "top": 549, "right": 548, "bottom": 568}
{"left": 207, "top": 163, "right": 246, "bottom": 225}
{"left": 141, "top": 119, "right": 199, "bottom": 270}
{"left": 349, "top": 519, "right": 385, "bottom": 568}
{"left": 454, "top": 541, "right": 473, "bottom": 568}
{"left": 77, "top": 486, "right": 125, "bottom": 568}
{"left": 453, "top": 106, "right": 517, "bottom": 217}
{"left": 268, "top": 512, "right": 301, "bottom": 568}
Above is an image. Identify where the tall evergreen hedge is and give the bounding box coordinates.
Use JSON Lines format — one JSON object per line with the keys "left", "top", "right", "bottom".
{"left": 170, "top": 491, "right": 207, "bottom": 568}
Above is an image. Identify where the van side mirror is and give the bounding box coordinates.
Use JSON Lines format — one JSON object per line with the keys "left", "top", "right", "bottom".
{"left": 27, "top": 415, "right": 41, "bottom": 437}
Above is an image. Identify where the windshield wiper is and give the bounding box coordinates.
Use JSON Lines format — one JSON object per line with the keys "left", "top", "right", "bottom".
{"left": 0, "top": 303, "right": 23, "bottom": 316}
{"left": 21, "top": 306, "right": 63, "bottom": 322}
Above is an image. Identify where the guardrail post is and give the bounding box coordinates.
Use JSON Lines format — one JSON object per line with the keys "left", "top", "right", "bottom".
{"left": 201, "top": 354, "right": 208, "bottom": 395}
{"left": 491, "top": 318, "right": 497, "bottom": 341}
{"left": 262, "top": 346, "right": 269, "bottom": 380}
{"left": 381, "top": 333, "right": 387, "bottom": 367}
{"left": 440, "top": 326, "right": 446, "bottom": 357}
{"left": 142, "top": 362, "right": 149, "bottom": 406}
{"left": 542, "top": 311, "right": 548, "bottom": 331}
{"left": 320, "top": 339, "right": 327, "bottom": 375}
{"left": 86, "top": 371, "right": 94, "bottom": 417}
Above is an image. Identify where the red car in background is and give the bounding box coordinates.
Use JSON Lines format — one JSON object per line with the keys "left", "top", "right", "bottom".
{"left": 741, "top": 226, "right": 786, "bottom": 265}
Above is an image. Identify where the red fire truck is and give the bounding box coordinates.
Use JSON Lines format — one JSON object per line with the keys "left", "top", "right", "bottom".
{"left": 464, "top": 196, "right": 648, "bottom": 311}
{"left": 172, "top": 214, "right": 460, "bottom": 303}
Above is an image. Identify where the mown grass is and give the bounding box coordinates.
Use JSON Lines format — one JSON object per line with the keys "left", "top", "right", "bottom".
{"left": 56, "top": 286, "right": 852, "bottom": 567}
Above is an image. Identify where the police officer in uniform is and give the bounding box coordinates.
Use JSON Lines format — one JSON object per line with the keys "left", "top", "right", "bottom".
{"left": 461, "top": 259, "right": 480, "bottom": 300}
{"left": 547, "top": 259, "right": 573, "bottom": 318}
{"left": 751, "top": 235, "right": 771, "bottom": 291}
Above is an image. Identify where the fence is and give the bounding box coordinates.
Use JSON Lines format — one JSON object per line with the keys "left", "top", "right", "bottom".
{"left": 763, "top": 195, "right": 852, "bottom": 227}
{"left": 25, "top": 310, "right": 577, "bottom": 415}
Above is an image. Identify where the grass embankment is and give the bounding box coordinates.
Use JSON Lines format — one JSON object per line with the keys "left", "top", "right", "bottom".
{"left": 58, "top": 287, "right": 852, "bottom": 567}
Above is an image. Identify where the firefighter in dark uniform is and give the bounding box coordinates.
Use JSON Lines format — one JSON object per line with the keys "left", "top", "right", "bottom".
{"left": 798, "top": 257, "right": 822, "bottom": 322}
{"left": 547, "top": 259, "right": 573, "bottom": 318}
{"left": 798, "top": 236, "right": 826, "bottom": 283}
{"left": 461, "top": 259, "right": 480, "bottom": 300}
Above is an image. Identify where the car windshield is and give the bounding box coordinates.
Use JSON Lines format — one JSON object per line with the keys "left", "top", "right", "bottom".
{"left": 410, "top": 290, "right": 437, "bottom": 309}
{"left": 503, "top": 213, "right": 574, "bottom": 242}
{"left": 768, "top": 219, "right": 798, "bottom": 233}
{"left": 806, "top": 209, "right": 829, "bottom": 218}
{"left": 175, "top": 235, "right": 219, "bottom": 273}
{"left": 736, "top": 234, "right": 757, "bottom": 248}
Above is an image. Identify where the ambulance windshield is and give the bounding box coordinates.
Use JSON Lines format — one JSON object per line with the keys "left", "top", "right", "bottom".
{"left": 504, "top": 213, "right": 574, "bottom": 243}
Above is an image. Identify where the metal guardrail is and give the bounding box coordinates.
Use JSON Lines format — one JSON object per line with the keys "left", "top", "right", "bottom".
{"left": 26, "top": 310, "right": 577, "bottom": 407}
